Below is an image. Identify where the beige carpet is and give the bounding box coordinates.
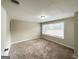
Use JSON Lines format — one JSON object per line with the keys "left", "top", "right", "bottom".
{"left": 9, "top": 39, "right": 75, "bottom": 59}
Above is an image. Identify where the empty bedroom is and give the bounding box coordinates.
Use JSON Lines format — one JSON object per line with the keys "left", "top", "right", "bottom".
{"left": 1, "top": 0, "right": 78, "bottom": 59}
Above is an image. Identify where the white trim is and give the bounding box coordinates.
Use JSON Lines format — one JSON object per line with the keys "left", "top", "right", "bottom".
{"left": 11, "top": 38, "right": 40, "bottom": 45}
{"left": 11, "top": 39, "right": 33, "bottom": 45}
{"left": 11, "top": 37, "right": 74, "bottom": 49}
{"left": 53, "top": 40, "right": 74, "bottom": 49}
{"left": 44, "top": 34, "right": 64, "bottom": 39}
{"left": 72, "top": 55, "right": 78, "bottom": 59}
{"left": 43, "top": 37, "right": 74, "bottom": 49}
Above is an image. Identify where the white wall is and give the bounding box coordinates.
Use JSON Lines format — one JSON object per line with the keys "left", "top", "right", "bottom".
{"left": 42, "top": 17, "right": 75, "bottom": 49}
{"left": 1, "top": 6, "right": 11, "bottom": 56}
{"left": 11, "top": 20, "right": 40, "bottom": 44}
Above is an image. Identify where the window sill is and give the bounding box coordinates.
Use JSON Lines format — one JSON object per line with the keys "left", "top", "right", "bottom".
{"left": 42, "top": 34, "right": 64, "bottom": 39}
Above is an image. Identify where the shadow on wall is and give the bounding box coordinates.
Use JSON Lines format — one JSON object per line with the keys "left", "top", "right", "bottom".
{"left": 10, "top": 20, "right": 40, "bottom": 44}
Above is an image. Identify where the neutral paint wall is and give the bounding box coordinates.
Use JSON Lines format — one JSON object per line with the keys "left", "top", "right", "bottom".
{"left": 11, "top": 20, "right": 40, "bottom": 44}
{"left": 41, "top": 17, "right": 75, "bottom": 49}
{"left": 1, "top": 6, "right": 11, "bottom": 56}
{"left": 74, "top": 12, "right": 78, "bottom": 57}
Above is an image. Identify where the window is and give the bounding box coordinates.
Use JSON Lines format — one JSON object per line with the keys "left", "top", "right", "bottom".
{"left": 42, "top": 22, "right": 64, "bottom": 39}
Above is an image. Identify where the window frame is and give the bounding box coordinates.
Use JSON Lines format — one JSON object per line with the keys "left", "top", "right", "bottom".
{"left": 41, "top": 21, "right": 64, "bottom": 39}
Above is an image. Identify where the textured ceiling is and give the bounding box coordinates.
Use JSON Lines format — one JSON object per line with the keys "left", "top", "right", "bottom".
{"left": 2, "top": 0, "right": 78, "bottom": 22}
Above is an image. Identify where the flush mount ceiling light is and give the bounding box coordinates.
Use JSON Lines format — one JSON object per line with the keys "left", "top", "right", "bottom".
{"left": 41, "top": 16, "right": 46, "bottom": 19}
{"left": 11, "top": 0, "right": 20, "bottom": 5}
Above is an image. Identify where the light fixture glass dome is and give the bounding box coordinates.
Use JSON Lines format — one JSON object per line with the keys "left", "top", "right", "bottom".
{"left": 41, "top": 16, "right": 45, "bottom": 19}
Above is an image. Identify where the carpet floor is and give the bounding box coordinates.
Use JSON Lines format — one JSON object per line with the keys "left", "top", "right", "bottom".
{"left": 9, "top": 39, "right": 75, "bottom": 59}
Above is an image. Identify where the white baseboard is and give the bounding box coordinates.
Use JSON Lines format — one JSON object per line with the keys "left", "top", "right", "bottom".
{"left": 43, "top": 37, "right": 74, "bottom": 49}
{"left": 11, "top": 39, "right": 29, "bottom": 45}
{"left": 72, "top": 55, "right": 78, "bottom": 59}
{"left": 53, "top": 40, "right": 74, "bottom": 49}
{"left": 11, "top": 38, "right": 40, "bottom": 45}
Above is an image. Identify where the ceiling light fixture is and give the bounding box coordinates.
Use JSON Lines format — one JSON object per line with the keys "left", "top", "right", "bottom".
{"left": 41, "top": 16, "right": 45, "bottom": 19}
{"left": 11, "top": 0, "right": 20, "bottom": 5}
